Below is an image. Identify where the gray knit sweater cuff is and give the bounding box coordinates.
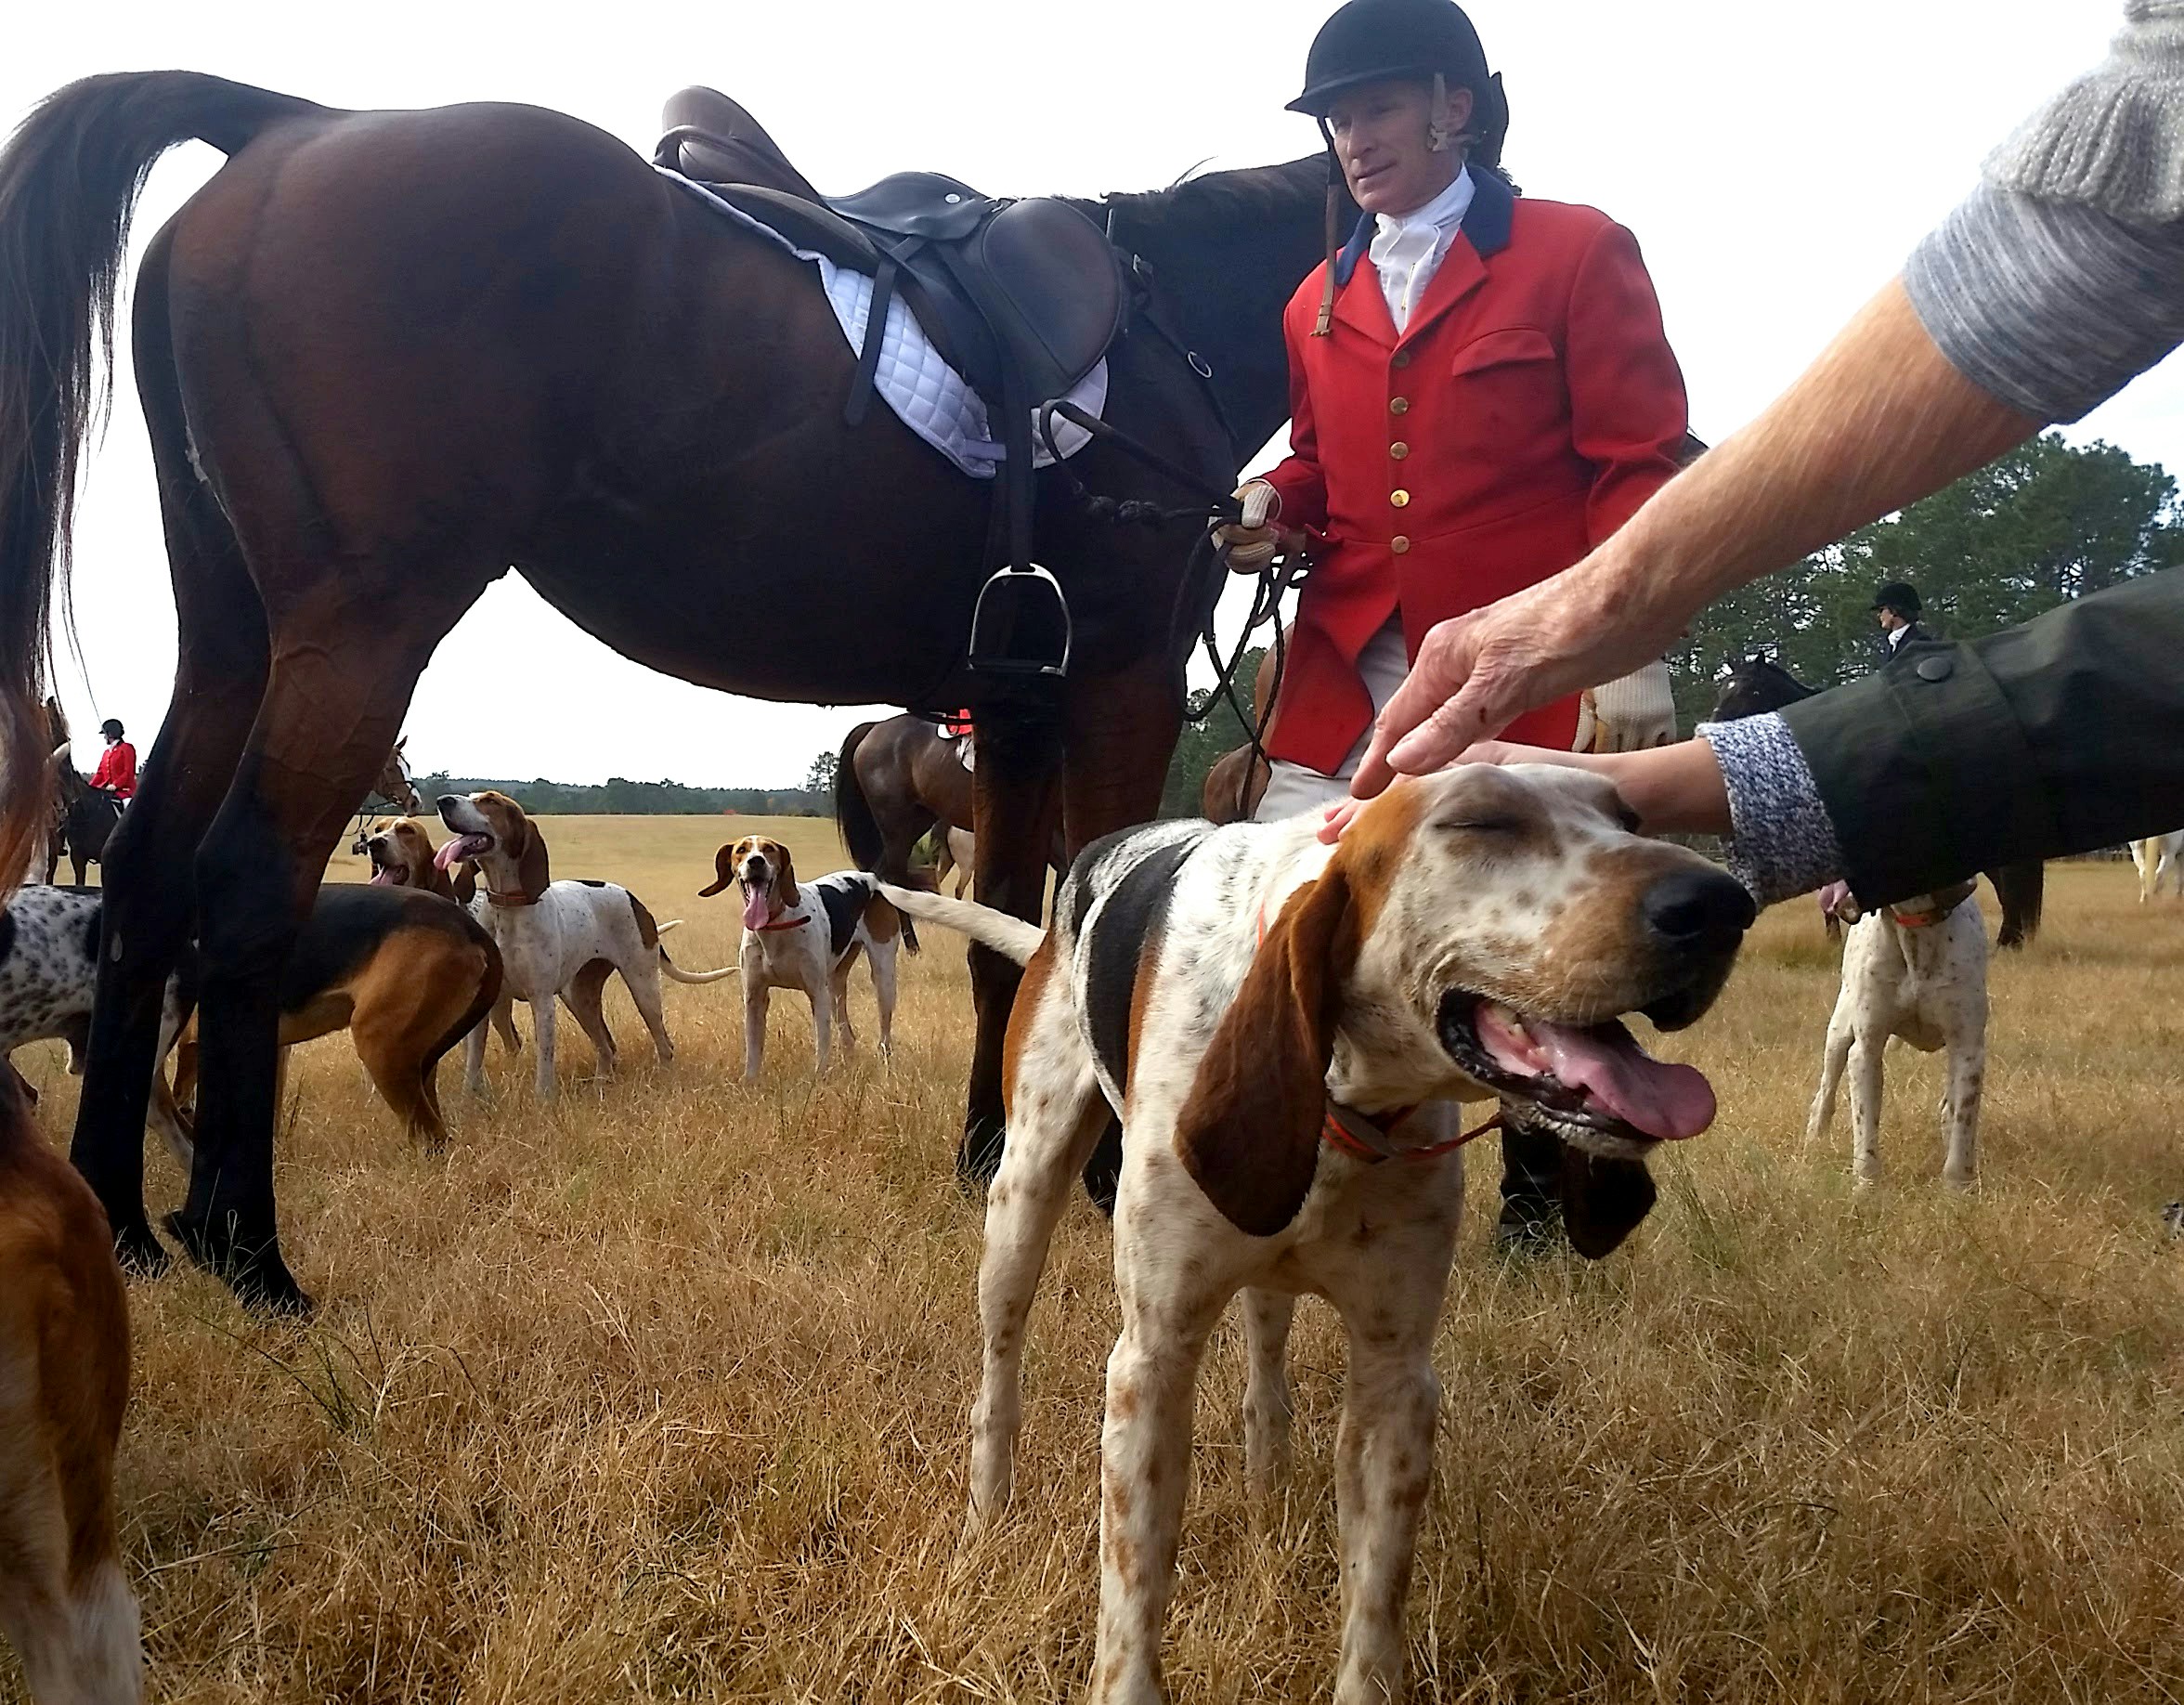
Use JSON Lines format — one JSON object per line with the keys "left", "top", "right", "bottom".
{"left": 1905, "top": 184, "right": 2184, "bottom": 423}
{"left": 1984, "top": 2, "right": 2184, "bottom": 223}
{"left": 1696, "top": 715, "right": 1846, "bottom": 907}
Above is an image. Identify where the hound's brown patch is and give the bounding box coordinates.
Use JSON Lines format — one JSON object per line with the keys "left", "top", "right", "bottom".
{"left": 1174, "top": 867, "right": 1358, "bottom": 1236}
{"left": 864, "top": 895, "right": 901, "bottom": 944}
{"left": 0, "top": 1067, "right": 130, "bottom": 1613}
{"left": 624, "top": 892, "right": 660, "bottom": 949}
{"left": 474, "top": 791, "right": 551, "bottom": 899}
{"left": 1324, "top": 780, "right": 1422, "bottom": 944}
{"left": 1123, "top": 922, "right": 1166, "bottom": 1108}
{"left": 999, "top": 936, "right": 1059, "bottom": 1114}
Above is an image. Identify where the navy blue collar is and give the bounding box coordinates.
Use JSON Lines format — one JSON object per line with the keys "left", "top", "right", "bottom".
{"left": 1332, "top": 163, "right": 1514, "bottom": 286}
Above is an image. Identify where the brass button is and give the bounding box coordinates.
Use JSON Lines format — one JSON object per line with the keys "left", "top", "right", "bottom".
{"left": 1391, "top": 535, "right": 1411, "bottom": 554}
{"left": 1391, "top": 488, "right": 1410, "bottom": 507}
{"left": 1390, "top": 441, "right": 1410, "bottom": 460}
{"left": 1392, "top": 349, "right": 1412, "bottom": 370}
{"left": 1389, "top": 397, "right": 1410, "bottom": 415}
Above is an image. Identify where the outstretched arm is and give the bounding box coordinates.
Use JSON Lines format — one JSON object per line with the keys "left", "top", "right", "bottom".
{"left": 1348, "top": 277, "right": 2040, "bottom": 796}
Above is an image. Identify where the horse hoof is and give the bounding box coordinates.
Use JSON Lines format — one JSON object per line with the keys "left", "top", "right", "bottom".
{"left": 162, "top": 1211, "right": 316, "bottom": 1317}
{"left": 111, "top": 1220, "right": 170, "bottom": 1278}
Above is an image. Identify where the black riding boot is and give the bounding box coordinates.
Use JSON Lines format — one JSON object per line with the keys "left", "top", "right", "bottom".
{"left": 1494, "top": 1108, "right": 1567, "bottom": 1255}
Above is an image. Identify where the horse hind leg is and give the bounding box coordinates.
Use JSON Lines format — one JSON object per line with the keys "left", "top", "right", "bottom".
{"left": 72, "top": 225, "right": 270, "bottom": 1276}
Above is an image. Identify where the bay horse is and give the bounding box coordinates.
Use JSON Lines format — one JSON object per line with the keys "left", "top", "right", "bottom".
{"left": 0, "top": 72, "right": 1330, "bottom": 1310}
{"left": 834, "top": 714, "right": 974, "bottom": 886}
{"left": 1710, "top": 657, "right": 2044, "bottom": 948}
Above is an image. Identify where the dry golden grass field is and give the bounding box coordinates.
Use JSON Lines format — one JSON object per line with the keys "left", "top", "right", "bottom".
{"left": 6, "top": 817, "right": 2184, "bottom": 1702}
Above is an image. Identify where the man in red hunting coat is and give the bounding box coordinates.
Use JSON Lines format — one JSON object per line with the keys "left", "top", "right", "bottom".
{"left": 1218, "top": 0, "right": 1690, "bottom": 1251}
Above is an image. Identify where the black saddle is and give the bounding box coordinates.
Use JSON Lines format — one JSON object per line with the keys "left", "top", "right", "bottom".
{"left": 658, "top": 88, "right": 1122, "bottom": 417}
{"left": 657, "top": 89, "right": 1131, "bottom": 677}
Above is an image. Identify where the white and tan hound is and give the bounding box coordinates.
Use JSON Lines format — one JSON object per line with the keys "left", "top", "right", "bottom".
{"left": 885, "top": 764, "right": 1753, "bottom": 1704}
{"left": 701, "top": 836, "right": 913, "bottom": 1078}
{"left": 0, "top": 1063, "right": 140, "bottom": 1704}
{"left": 1808, "top": 879, "right": 1989, "bottom": 1188}
{"left": 436, "top": 792, "right": 732, "bottom": 1099}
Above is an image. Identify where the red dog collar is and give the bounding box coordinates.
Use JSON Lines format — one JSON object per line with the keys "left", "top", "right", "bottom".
{"left": 754, "top": 914, "right": 810, "bottom": 931}
{"left": 1322, "top": 1100, "right": 1502, "bottom": 1164}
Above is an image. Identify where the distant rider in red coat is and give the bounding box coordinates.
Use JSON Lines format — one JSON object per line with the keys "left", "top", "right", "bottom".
{"left": 89, "top": 718, "right": 136, "bottom": 801}
{"left": 1216, "top": 0, "right": 1691, "bottom": 1252}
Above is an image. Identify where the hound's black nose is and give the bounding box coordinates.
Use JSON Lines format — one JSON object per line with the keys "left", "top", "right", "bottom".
{"left": 1642, "top": 867, "right": 1756, "bottom": 951}
{"left": 435, "top": 794, "right": 460, "bottom": 818}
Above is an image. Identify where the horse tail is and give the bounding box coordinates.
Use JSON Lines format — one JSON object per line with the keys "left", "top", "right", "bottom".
{"left": 0, "top": 72, "right": 323, "bottom": 887}
{"left": 833, "top": 721, "right": 888, "bottom": 874}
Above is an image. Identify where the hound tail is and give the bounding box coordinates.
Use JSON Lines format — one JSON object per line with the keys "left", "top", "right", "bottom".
{"left": 878, "top": 884, "right": 1042, "bottom": 967}
{"left": 657, "top": 940, "right": 738, "bottom": 984}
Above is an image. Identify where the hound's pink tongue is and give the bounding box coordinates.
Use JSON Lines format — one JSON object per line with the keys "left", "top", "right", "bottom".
{"left": 434, "top": 833, "right": 489, "bottom": 872}
{"left": 741, "top": 886, "right": 770, "bottom": 931}
{"left": 368, "top": 867, "right": 396, "bottom": 887}
{"left": 1475, "top": 1004, "right": 1716, "bottom": 1139}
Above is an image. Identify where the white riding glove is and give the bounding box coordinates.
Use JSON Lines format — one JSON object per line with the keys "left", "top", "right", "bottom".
{"left": 1214, "top": 480, "right": 1286, "bottom": 572}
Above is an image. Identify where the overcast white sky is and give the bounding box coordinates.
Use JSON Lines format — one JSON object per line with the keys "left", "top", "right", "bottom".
{"left": 6, "top": 2, "right": 2160, "bottom": 787}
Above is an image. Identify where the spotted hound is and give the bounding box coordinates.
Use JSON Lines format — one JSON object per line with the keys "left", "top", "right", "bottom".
{"left": 436, "top": 792, "right": 733, "bottom": 1098}
{"left": 700, "top": 835, "right": 914, "bottom": 1077}
{"left": 884, "top": 763, "right": 1753, "bottom": 1704}
{"left": 1808, "top": 879, "right": 1989, "bottom": 1188}
{"left": 0, "top": 880, "right": 500, "bottom": 1162}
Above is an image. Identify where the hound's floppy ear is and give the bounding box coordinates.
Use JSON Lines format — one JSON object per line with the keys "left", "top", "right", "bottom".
{"left": 512, "top": 814, "right": 551, "bottom": 899}
{"left": 774, "top": 844, "right": 800, "bottom": 908}
{"left": 1560, "top": 1147, "right": 1657, "bottom": 1259}
{"left": 698, "top": 844, "right": 736, "bottom": 898}
{"left": 1174, "top": 867, "right": 1356, "bottom": 1236}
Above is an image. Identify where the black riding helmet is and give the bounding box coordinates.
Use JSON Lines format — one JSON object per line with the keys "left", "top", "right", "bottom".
{"left": 98, "top": 718, "right": 124, "bottom": 740}
{"left": 1289, "top": 0, "right": 1509, "bottom": 170}
{"left": 1870, "top": 581, "right": 1922, "bottom": 618}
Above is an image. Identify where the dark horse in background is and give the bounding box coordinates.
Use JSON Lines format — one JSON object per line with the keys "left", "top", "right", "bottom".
{"left": 345, "top": 736, "right": 423, "bottom": 854}
{"left": 835, "top": 714, "right": 975, "bottom": 886}
{"left": 0, "top": 72, "right": 1333, "bottom": 1309}
{"left": 1711, "top": 657, "right": 2044, "bottom": 948}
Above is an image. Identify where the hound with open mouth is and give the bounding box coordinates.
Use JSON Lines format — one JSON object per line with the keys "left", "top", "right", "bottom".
{"left": 701, "top": 836, "right": 915, "bottom": 1078}
{"left": 436, "top": 791, "right": 734, "bottom": 1098}
{"left": 363, "top": 815, "right": 477, "bottom": 906}
{"left": 883, "top": 761, "right": 1752, "bottom": 1704}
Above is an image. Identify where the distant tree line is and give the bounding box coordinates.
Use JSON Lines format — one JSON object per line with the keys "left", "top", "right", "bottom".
{"left": 1670, "top": 432, "right": 2184, "bottom": 726}
{"left": 1162, "top": 646, "right": 1266, "bottom": 818}
{"left": 414, "top": 774, "right": 829, "bottom": 816}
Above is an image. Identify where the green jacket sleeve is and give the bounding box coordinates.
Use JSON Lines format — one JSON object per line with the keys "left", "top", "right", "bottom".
{"left": 1778, "top": 566, "right": 2184, "bottom": 905}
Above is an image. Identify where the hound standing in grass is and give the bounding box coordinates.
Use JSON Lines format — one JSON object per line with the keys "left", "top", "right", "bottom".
{"left": 1807, "top": 880, "right": 1989, "bottom": 1188}
{"left": 885, "top": 763, "right": 1752, "bottom": 1705}
{"left": 436, "top": 791, "right": 733, "bottom": 1098}
{"left": 702, "top": 836, "right": 913, "bottom": 1078}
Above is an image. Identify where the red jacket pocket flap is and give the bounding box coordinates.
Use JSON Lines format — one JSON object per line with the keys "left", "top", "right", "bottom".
{"left": 1449, "top": 326, "right": 1556, "bottom": 376}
